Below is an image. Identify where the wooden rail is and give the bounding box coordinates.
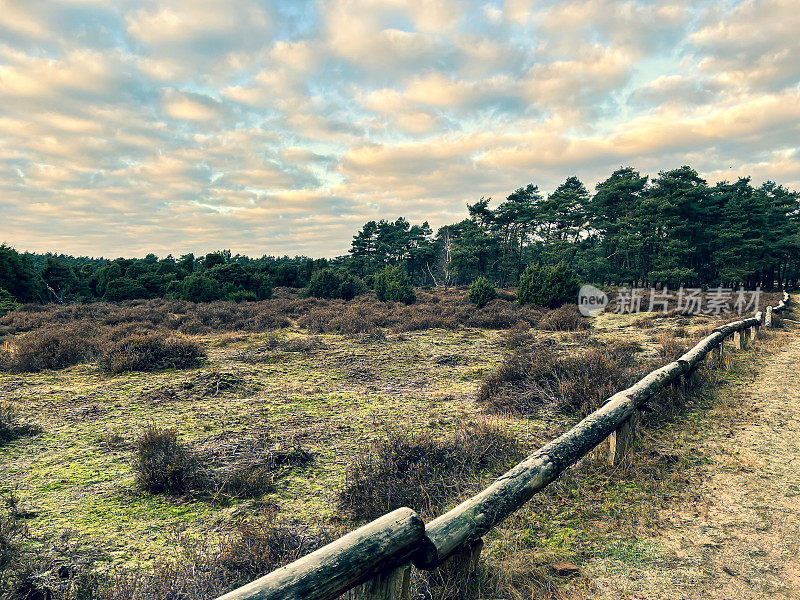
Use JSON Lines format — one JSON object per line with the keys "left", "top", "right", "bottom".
{"left": 213, "top": 291, "right": 790, "bottom": 600}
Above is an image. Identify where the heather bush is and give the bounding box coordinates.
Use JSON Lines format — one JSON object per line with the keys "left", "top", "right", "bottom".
{"left": 3, "top": 325, "right": 99, "bottom": 372}
{"left": 465, "top": 299, "right": 542, "bottom": 329}
{"left": 339, "top": 420, "right": 521, "bottom": 520}
{"left": 97, "top": 334, "right": 204, "bottom": 373}
{"left": 478, "top": 342, "right": 638, "bottom": 415}
{"left": 537, "top": 304, "right": 589, "bottom": 331}
{"left": 133, "top": 426, "right": 200, "bottom": 494}
{"left": 96, "top": 513, "right": 323, "bottom": 600}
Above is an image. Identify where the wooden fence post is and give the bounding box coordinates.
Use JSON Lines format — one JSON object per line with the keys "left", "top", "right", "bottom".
{"left": 682, "top": 368, "right": 693, "bottom": 393}
{"left": 346, "top": 564, "right": 411, "bottom": 600}
{"left": 428, "top": 539, "right": 483, "bottom": 599}
{"left": 733, "top": 330, "right": 743, "bottom": 349}
{"left": 712, "top": 343, "right": 723, "bottom": 367}
{"left": 607, "top": 413, "right": 637, "bottom": 467}
{"left": 765, "top": 306, "right": 773, "bottom": 328}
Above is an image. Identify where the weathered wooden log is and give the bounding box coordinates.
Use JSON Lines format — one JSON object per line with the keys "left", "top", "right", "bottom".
{"left": 414, "top": 360, "right": 687, "bottom": 569}
{"left": 215, "top": 508, "right": 424, "bottom": 600}
{"left": 713, "top": 316, "right": 760, "bottom": 336}
{"left": 677, "top": 332, "right": 724, "bottom": 368}
{"left": 765, "top": 306, "right": 773, "bottom": 327}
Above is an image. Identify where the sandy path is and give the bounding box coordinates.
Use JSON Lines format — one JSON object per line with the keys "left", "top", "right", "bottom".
{"left": 586, "top": 328, "right": 800, "bottom": 599}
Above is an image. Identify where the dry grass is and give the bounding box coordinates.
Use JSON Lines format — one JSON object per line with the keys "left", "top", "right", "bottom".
{"left": 654, "top": 330, "right": 690, "bottom": 361}
{"left": 0, "top": 324, "right": 100, "bottom": 372}
{"left": 0, "top": 404, "right": 40, "bottom": 445}
{"left": 0, "top": 504, "right": 324, "bottom": 600}
{"left": 133, "top": 427, "right": 313, "bottom": 501}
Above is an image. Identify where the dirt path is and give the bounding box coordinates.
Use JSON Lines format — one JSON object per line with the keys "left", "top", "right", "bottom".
{"left": 586, "top": 328, "right": 800, "bottom": 599}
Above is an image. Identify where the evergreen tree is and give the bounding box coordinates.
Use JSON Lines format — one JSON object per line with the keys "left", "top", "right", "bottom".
{"left": 0, "top": 244, "right": 41, "bottom": 302}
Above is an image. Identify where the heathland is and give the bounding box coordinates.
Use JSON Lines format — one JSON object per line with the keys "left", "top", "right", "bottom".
{"left": 0, "top": 287, "right": 788, "bottom": 600}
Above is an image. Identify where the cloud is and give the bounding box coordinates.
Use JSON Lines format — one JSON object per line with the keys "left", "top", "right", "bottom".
{"left": 523, "top": 44, "right": 633, "bottom": 113}
{"left": 0, "top": 2, "right": 48, "bottom": 40}
{"left": 163, "top": 90, "right": 225, "bottom": 122}
{"left": 629, "top": 75, "right": 720, "bottom": 109}
{"left": 691, "top": 0, "right": 800, "bottom": 91}
{"left": 126, "top": 0, "right": 270, "bottom": 46}
{"left": 0, "top": 0, "right": 797, "bottom": 258}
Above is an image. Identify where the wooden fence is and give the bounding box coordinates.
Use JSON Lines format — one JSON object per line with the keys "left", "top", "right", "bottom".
{"left": 214, "top": 291, "right": 791, "bottom": 600}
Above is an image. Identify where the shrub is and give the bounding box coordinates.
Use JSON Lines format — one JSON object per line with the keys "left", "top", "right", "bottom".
{"left": 468, "top": 276, "right": 497, "bottom": 308}
{"left": 103, "top": 278, "right": 148, "bottom": 302}
{"left": 306, "top": 269, "right": 342, "bottom": 299}
{"left": 97, "top": 334, "right": 204, "bottom": 373}
{"left": 339, "top": 420, "right": 522, "bottom": 520}
{"left": 306, "top": 270, "right": 367, "bottom": 300}
{"left": 257, "top": 278, "right": 274, "bottom": 300}
{"left": 518, "top": 262, "right": 580, "bottom": 308}
{"left": 299, "top": 304, "right": 383, "bottom": 335}
{"left": 374, "top": 265, "right": 416, "bottom": 304}
{"left": 133, "top": 426, "right": 200, "bottom": 494}
{"left": 96, "top": 512, "right": 322, "bottom": 600}
{"left": 3, "top": 325, "right": 99, "bottom": 372}
{"left": 180, "top": 274, "right": 224, "bottom": 302}
{"left": 465, "top": 299, "right": 543, "bottom": 329}
{"left": 218, "top": 446, "right": 312, "bottom": 500}
{"left": 537, "top": 304, "right": 588, "bottom": 331}
{"left": 0, "top": 289, "right": 19, "bottom": 317}
{"left": 337, "top": 274, "right": 368, "bottom": 300}
{"left": 226, "top": 290, "right": 257, "bottom": 303}
{"left": 655, "top": 331, "right": 689, "bottom": 361}
{"left": 478, "top": 342, "right": 636, "bottom": 415}
{"left": 217, "top": 462, "right": 277, "bottom": 499}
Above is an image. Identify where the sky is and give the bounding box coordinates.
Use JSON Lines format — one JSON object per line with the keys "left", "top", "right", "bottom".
{"left": 1, "top": 0, "right": 798, "bottom": 259}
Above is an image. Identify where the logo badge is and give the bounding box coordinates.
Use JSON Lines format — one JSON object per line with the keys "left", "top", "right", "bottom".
{"left": 578, "top": 284, "right": 608, "bottom": 316}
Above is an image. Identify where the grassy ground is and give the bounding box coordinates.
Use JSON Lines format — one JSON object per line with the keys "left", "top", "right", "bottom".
{"left": 476, "top": 315, "right": 795, "bottom": 599}
{"left": 0, "top": 291, "right": 786, "bottom": 599}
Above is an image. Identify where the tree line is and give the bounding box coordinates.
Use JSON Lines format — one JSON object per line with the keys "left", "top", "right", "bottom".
{"left": 1, "top": 165, "right": 798, "bottom": 308}
{"left": 351, "top": 166, "right": 800, "bottom": 290}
